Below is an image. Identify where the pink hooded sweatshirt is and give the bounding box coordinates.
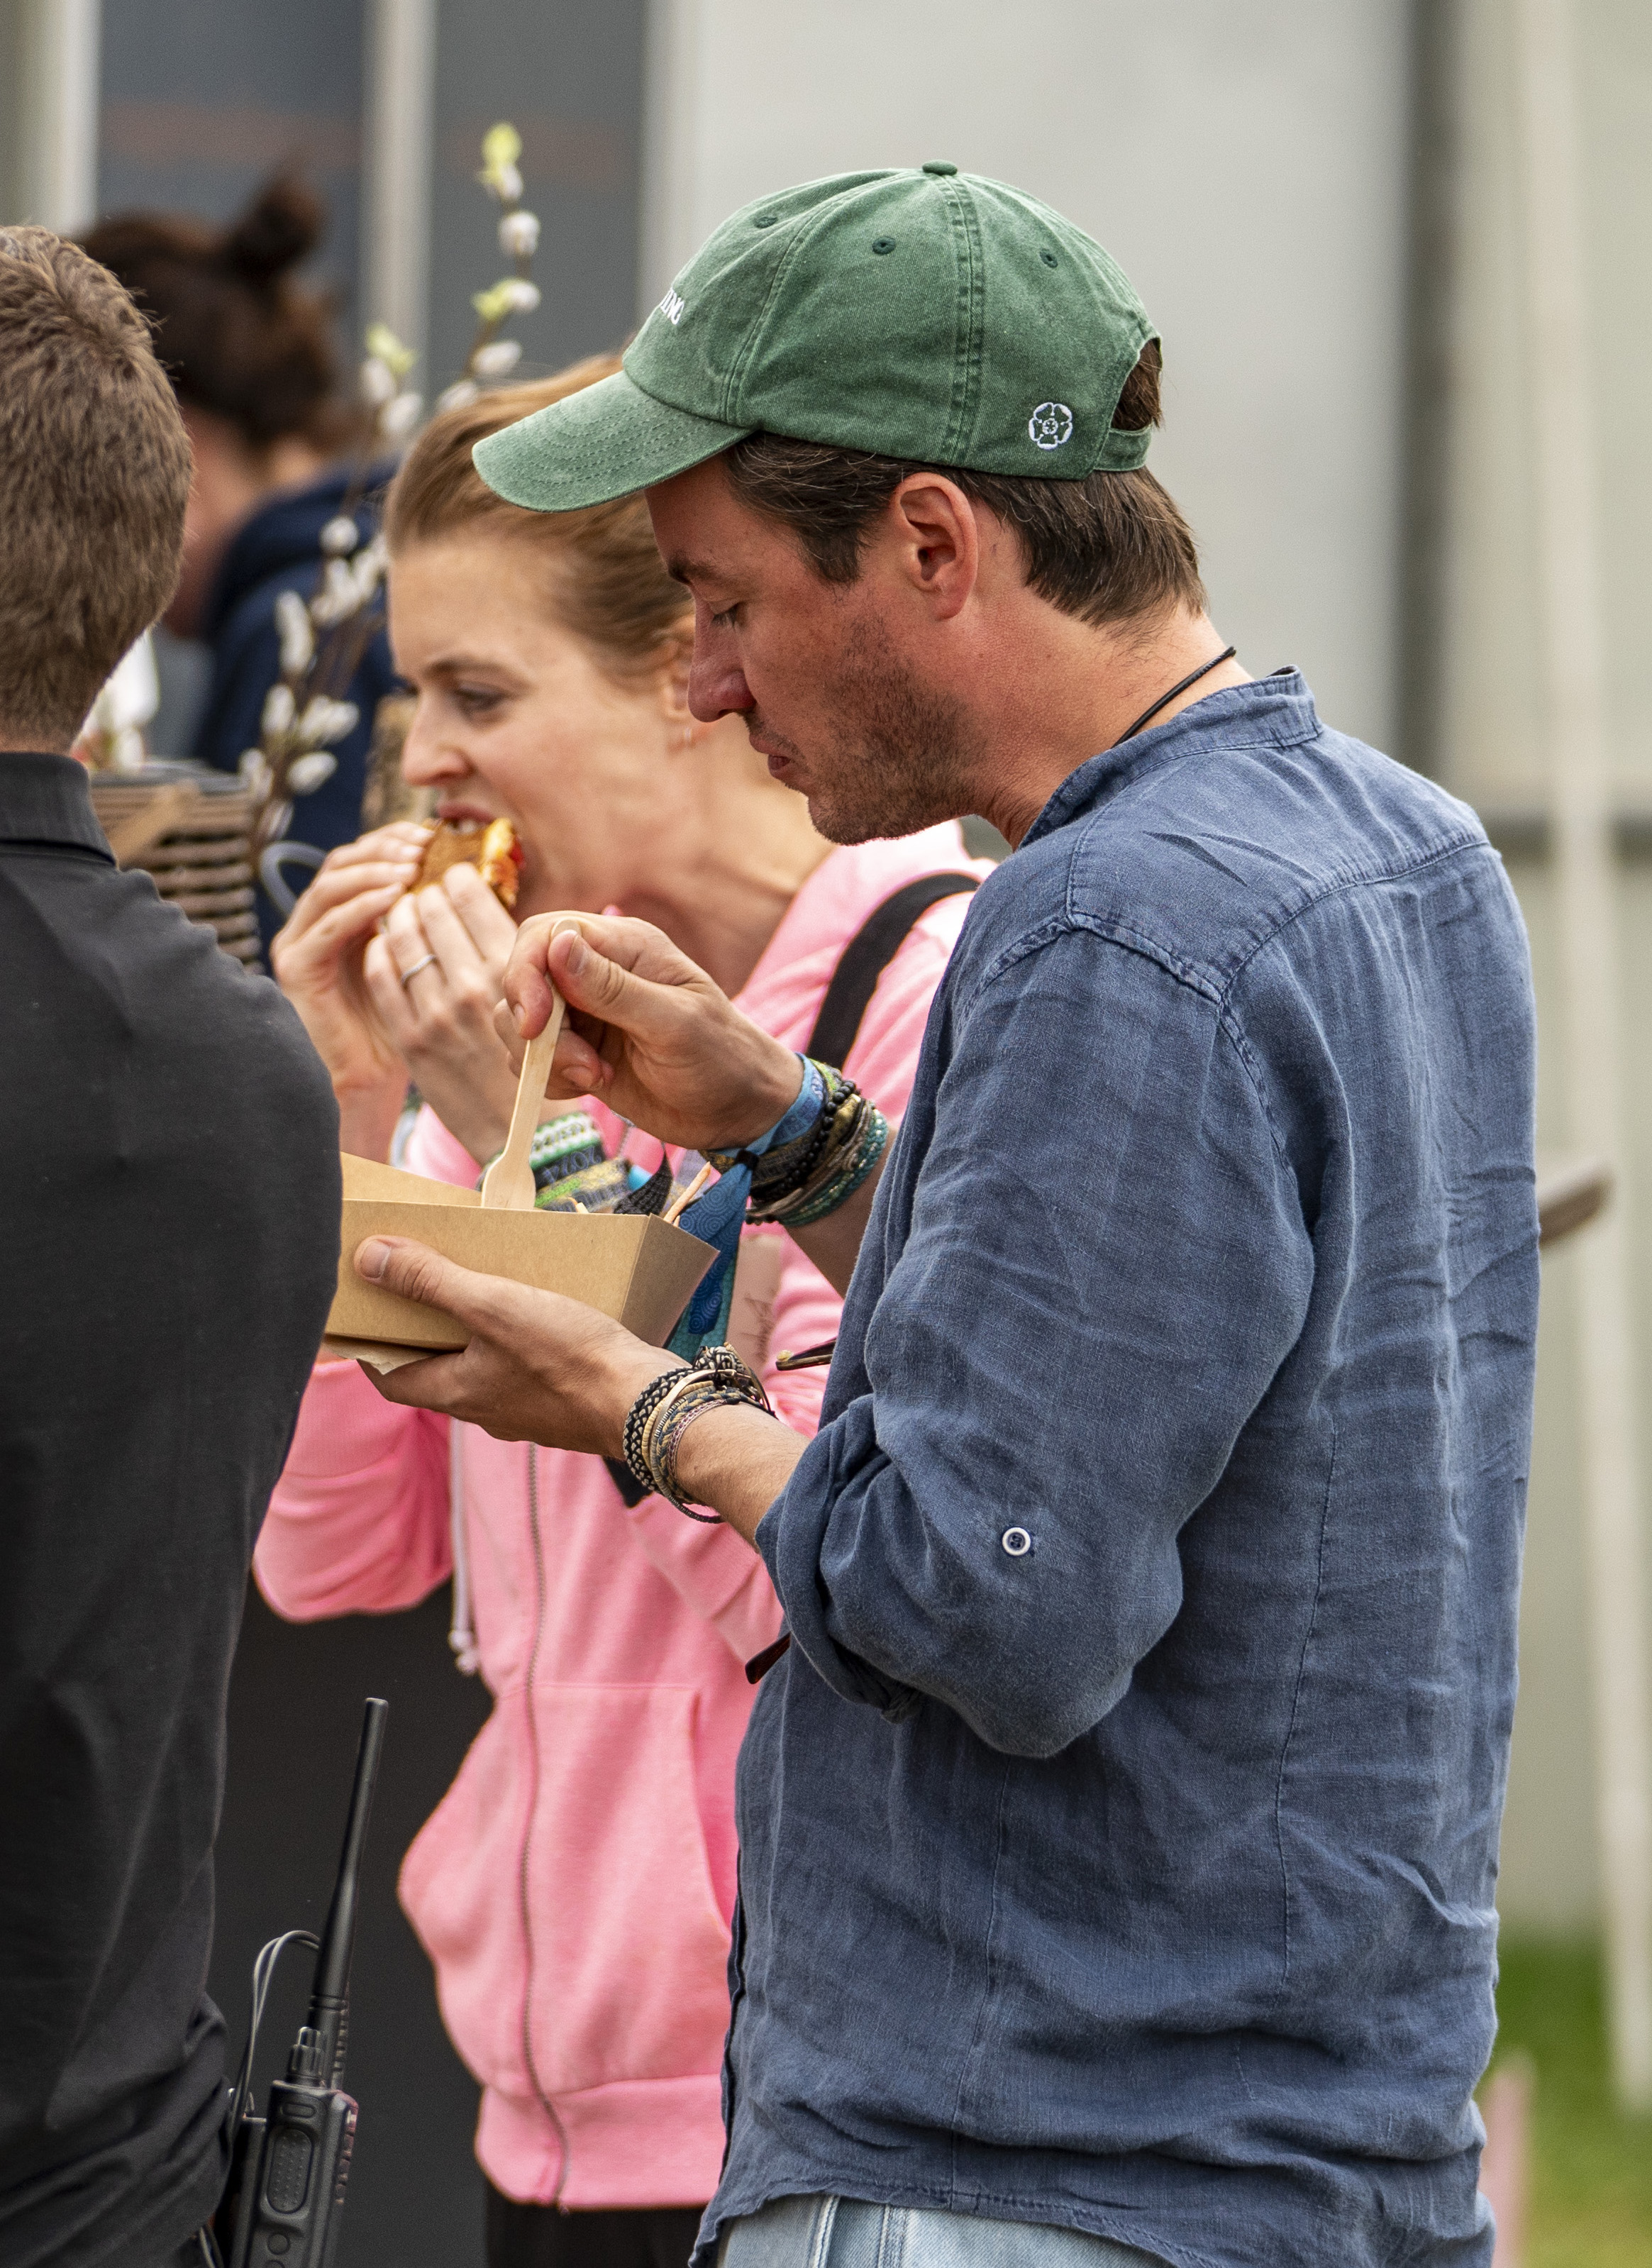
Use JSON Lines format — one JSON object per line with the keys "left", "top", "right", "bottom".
{"left": 253, "top": 830, "right": 987, "bottom": 2212}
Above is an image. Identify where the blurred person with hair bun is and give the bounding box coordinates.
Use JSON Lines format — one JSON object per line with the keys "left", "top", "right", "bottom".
{"left": 84, "top": 178, "right": 398, "bottom": 902}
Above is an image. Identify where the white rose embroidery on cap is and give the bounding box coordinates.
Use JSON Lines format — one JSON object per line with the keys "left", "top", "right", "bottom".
{"left": 1029, "top": 402, "right": 1074, "bottom": 449}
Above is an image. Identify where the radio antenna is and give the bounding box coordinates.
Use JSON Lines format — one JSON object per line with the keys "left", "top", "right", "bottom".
{"left": 292, "top": 1696, "right": 387, "bottom": 2089}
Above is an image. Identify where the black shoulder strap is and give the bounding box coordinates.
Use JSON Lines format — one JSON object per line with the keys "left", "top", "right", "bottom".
{"left": 805, "top": 873, "right": 980, "bottom": 1069}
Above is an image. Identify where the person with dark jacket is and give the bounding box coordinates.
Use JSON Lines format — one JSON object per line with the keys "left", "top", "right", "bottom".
{"left": 0, "top": 228, "right": 340, "bottom": 2267}
{"left": 84, "top": 178, "right": 397, "bottom": 941}
{"left": 188, "top": 455, "right": 399, "bottom": 870}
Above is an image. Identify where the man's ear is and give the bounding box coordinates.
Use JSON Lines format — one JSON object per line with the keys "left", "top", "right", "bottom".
{"left": 880, "top": 474, "right": 980, "bottom": 621}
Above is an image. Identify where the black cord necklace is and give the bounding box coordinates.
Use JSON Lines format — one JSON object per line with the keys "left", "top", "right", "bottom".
{"left": 1113, "top": 645, "right": 1238, "bottom": 746}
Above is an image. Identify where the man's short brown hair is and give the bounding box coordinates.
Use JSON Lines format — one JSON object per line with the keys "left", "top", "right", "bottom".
{"left": 0, "top": 228, "right": 192, "bottom": 747}
{"left": 722, "top": 343, "right": 1206, "bottom": 631}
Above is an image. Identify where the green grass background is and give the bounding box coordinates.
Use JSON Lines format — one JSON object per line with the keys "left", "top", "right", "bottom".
{"left": 1490, "top": 1941, "right": 1652, "bottom": 2266}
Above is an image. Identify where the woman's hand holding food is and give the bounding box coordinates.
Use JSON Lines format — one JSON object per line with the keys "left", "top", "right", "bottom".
{"left": 270, "top": 822, "right": 431, "bottom": 1156}
{"left": 360, "top": 858, "right": 522, "bottom": 1165}
{"left": 272, "top": 822, "right": 523, "bottom": 1166}
{"left": 500, "top": 913, "right": 804, "bottom": 1153}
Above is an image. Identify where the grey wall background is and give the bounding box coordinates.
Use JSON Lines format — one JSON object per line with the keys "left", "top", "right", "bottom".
{"left": 0, "top": 3, "right": 24, "bottom": 219}
{"left": 641, "top": 0, "right": 1415, "bottom": 761}
{"left": 92, "top": 0, "right": 646, "bottom": 763}
{"left": 427, "top": 0, "right": 644, "bottom": 394}
{"left": 94, "top": 0, "right": 368, "bottom": 756}
{"left": 97, "top": 0, "right": 366, "bottom": 333}
{"left": 1440, "top": 0, "right": 1652, "bottom": 1930}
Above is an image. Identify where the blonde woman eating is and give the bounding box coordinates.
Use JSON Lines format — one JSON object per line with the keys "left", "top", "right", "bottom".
{"left": 259, "top": 357, "right": 989, "bottom": 2268}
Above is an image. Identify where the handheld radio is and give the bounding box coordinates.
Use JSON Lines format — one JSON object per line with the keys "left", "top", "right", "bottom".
{"left": 219, "top": 1696, "right": 388, "bottom": 2268}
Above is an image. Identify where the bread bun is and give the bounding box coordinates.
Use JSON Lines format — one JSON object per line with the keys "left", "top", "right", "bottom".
{"left": 414, "top": 818, "right": 523, "bottom": 910}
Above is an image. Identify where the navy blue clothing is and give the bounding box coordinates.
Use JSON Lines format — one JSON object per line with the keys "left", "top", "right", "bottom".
{"left": 719, "top": 675, "right": 1538, "bottom": 2268}
{"left": 194, "top": 464, "right": 399, "bottom": 940}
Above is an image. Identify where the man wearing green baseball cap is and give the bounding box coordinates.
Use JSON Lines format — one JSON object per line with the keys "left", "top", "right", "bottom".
{"left": 359, "top": 166, "right": 1537, "bottom": 2268}
{"left": 474, "top": 160, "right": 1160, "bottom": 507}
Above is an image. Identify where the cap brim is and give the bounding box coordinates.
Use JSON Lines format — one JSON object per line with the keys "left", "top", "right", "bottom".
{"left": 472, "top": 368, "right": 750, "bottom": 511}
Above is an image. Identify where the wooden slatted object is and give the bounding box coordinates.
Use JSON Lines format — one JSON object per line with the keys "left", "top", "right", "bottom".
{"left": 88, "top": 773, "right": 262, "bottom": 967}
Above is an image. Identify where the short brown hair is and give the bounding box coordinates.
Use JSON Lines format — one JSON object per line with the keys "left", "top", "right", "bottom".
{"left": 384, "top": 355, "right": 690, "bottom": 683}
{"left": 82, "top": 177, "right": 356, "bottom": 452}
{"left": 0, "top": 228, "right": 192, "bottom": 746}
{"left": 723, "top": 343, "right": 1205, "bottom": 630}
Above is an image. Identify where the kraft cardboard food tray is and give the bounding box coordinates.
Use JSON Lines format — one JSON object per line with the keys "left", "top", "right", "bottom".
{"left": 323, "top": 1152, "right": 716, "bottom": 1371}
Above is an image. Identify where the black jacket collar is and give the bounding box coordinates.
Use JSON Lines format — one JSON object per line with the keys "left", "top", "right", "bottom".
{"left": 0, "top": 752, "right": 116, "bottom": 859}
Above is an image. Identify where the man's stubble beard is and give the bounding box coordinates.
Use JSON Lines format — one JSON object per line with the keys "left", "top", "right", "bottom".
{"left": 760, "top": 609, "right": 985, "bottom": 846}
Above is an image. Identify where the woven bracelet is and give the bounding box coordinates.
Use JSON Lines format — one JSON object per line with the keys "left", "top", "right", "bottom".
{"left": 712, "top": 1063, "right": 860, "bottom": 1211}
{"left": 642, "top": 1378, "right": 772, "bottom": 1521}
{"left": 745, "top": 1083, "right": 863, "bottom": 1222}
{"left": 773, "top": 1103, "right": 891, "bottom": 1229}
{"left": 621, "top": 1365, "right": 687, "bottom": 1490}
{"left": 643, "top": 1381, "right": 742, "bottom": 1522}
{"left": 748, "top": 1071, "right": 850, "bottom": 1193}
{"left": 627, "top": 1345, "right": 773, "bottom": 1519}
{"left": 749, "top": 1091, "right": 891, "bottom": 1229}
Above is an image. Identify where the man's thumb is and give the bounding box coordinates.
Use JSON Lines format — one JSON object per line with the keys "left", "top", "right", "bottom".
{"left": 355, "top": 1235, "right": 504, "bottom": 1330}
{"left": 502, "top": 915, "right": 584, "bottom": 1037}
{"left": 551, "top": 929, "right": 653, "bottom": 1028}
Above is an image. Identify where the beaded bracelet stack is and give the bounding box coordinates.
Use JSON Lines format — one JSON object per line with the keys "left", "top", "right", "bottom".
{"left": 622, "top": 1345, "right": 774, "bottom": 1520}
{"left": 706, "top": 1059, "right": 892, "bottom": 1232}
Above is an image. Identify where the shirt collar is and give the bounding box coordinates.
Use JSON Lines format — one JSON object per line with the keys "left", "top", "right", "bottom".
{"left": 1020, "top": 669, "right": 1320, "bottom": 850}
{"left": 0, "top": 752, "right": 116, "bottom": 859}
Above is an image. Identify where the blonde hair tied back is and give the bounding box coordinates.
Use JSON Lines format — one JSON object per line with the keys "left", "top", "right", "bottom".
{"left": 383, "top": 353, "right": 690, "bottom": 686}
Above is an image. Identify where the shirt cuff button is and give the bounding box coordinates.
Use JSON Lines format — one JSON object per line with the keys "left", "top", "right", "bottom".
{"left": 1001, "top": 1527, "right": 1033, "bottom": 1557}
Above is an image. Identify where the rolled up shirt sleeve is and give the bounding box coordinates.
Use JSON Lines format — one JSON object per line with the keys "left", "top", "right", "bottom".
{"left": 757, "top": 926, "right": 1315, "bottom": 1758}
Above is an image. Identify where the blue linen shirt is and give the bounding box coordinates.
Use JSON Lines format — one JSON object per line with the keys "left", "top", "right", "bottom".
{"left": 715, "top": 675, "right": 1539, "bottom": 2268}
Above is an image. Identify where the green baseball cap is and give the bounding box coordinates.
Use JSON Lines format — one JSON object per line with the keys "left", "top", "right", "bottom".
{"left": 474, "top": 162, "right": 1157, "bottom": 511}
